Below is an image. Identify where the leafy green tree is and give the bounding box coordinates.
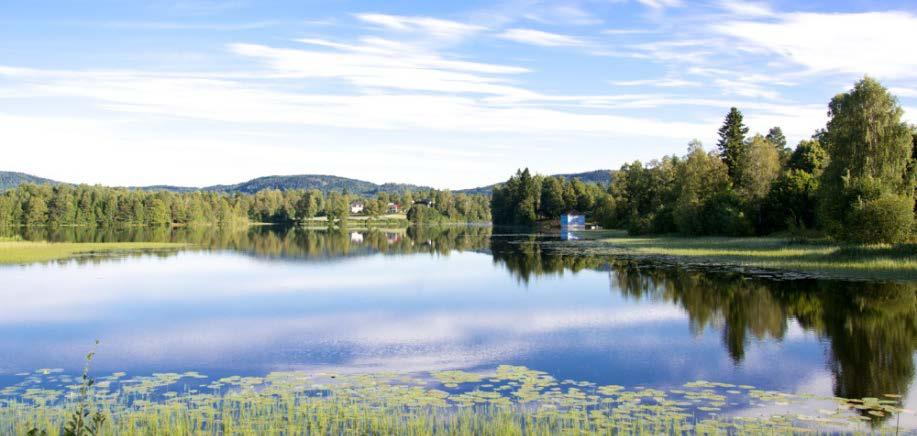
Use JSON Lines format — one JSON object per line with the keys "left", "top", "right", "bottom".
{"left": 673, "top": 140, "right": 731, "bottom": 234}
{"left": 24, "top": 195, "right": 48, "bottom": 225}
{"left": 364, "top": 198, "right": 384, "bottom": 220}
{"left": 787, "top": 139, "right": 829, "bottom": 174}
{"left": 324, "top": 191, "right": 350, "bottom": 224}
{"left": 490, "top": 168, "right": 541, "bottom": 225}
{"left": 539, "top": 177, "right": 566, "bottom": 218}
{"left": 762, "top": 169, "right": 820, "bottom": 232}
{"left": 147, "top": 199, "right": 171, "bottom": 225}
{"left": 738, "top": 134, "right": 782, "bottom": 202}
{"left": 716, "top": 107, "right": 750, "bottom": 184}
{"left": 0, "top": 194, "right": 15, "bottom": 227}
{"left": 294, "top": 189, "right": 322, "bottom": 221}
{"left": 818, "top": 77, "right": 915, "bottom": 243}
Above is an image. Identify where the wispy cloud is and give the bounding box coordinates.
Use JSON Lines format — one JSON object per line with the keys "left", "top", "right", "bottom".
{"left": 714, "top": 11, "right": 917, "bottom": 79}
{"left": 717, "top": 0, "right": 774, "bottom": 17}
{"left": 637, "top": 0, "right": 683, "bottom": 10}
{"left": 354, "top": 13, "right": 485, "bottom": 41}
{"left": 497, "top": 28, "right": 586, "bottom": 47}
{"left": 610, "top": 78, "right": 700, "bottom": 88}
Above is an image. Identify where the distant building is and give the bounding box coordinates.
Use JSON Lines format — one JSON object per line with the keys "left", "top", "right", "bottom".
{"left": 387, "top": 202, "right": 401, "bottom": 213}
{"left": 350, "top": 201, "right": 364, "bottom": 214}
{"left": 350, "top": 231, "right": 364, "bottom": 243}
{"left": 560, "top": 211, "right": 585, "bottom": 229}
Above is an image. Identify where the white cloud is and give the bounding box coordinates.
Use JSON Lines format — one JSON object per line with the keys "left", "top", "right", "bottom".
{"left": 611, "top": 78, "right": 700, "bottom": 88}
{"left": 714, "top": 11, "right": 917, "bottom": 79}
{"left": 354, "top": 13, "right": 485, "bottom": 40}
{"left": 890, "top": 87, "right": 917, "bottom": 98}
{"left": 497, "top": 28, "right": 586, "bottom": 47}
{"left": 523, "top": 4, "right": 603, "bottom": 26}
{"left": 717, "top": 0, "right": 774, "bottom": 17}
{"left": 637, "top": 0, "right": 683, "bottom": 10}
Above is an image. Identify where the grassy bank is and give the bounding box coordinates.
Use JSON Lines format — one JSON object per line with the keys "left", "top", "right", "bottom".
{"left": 0, "top": 237, "right": 188, "bottom": 264}
{"left": 556, "top": 232, "right": 917, "bottom": 281}
{"left": 3, "top": 365, "right": 909, "bottom": 434}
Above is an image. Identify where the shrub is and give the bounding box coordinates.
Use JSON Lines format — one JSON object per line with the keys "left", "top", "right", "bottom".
{"left": 844, "top": 194, "right": 914, "bottom": 244}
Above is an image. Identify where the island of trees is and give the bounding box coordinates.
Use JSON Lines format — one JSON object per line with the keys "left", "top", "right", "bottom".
{"left": 491, "top": 77, "right": 917, "bottom": 244}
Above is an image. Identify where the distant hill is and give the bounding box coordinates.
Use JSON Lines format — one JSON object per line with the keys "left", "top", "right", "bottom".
{"left": 457, "top": 170, "right": 614, "bottom": 195}
{"left": 200, "top": 175, "right": 432, "bottom": 196}
{"left": 0, "top": 171, "right": 60, "bottom": 190}
{"left": 1, "top": 170, "right": 613, "bottom": 196}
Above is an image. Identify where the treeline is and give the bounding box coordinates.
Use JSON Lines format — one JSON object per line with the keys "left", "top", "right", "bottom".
{"left": 405, "top": 190, "right": 491, "bottom": 224}
{"left": 490, "top": 169, "right": 613, "bottom": 225}
{"left": 488, "top": 77, "right": 910, "bottom": 243}
{"left": 0, "top": 183, "right": 487, "bottom": 227}
{"left": 606, "top": 77, "right": 916, "bottom": 243}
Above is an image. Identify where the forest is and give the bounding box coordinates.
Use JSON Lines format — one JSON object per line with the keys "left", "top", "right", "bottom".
{"left": 0, "top": 184, "right": 490, "bottom": 227}
{"left": 492, "top": 77, "right": 917, "bottom": 244}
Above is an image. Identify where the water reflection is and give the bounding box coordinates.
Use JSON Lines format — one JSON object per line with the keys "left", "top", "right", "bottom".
{"left": 491, "top": 236, "right": 917, "bottom": 423}
{"left": 1, "top": 226, "right": 915, "bottom": 424}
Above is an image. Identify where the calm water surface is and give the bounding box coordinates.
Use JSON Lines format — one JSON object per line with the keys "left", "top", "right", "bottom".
{"left": 1, "top": 226, "right": 915, "bottom": 426}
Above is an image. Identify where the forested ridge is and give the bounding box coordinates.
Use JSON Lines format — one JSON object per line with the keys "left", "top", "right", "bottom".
{"left": 492, "top": 77, "right": 917, "bottom": 244}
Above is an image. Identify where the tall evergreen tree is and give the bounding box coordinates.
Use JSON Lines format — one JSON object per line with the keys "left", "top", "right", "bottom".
{"left": 765, "top": 127, "right": 787, "bottom": 149}
{"left": 716, "top": 107, "right": 750, "bottom": 184}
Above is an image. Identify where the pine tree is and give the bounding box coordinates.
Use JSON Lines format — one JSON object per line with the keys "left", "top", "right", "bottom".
{"left": 716, "top": 107, "right": 749, "bottom": 185}
{"left": 765, "top": 127, "right": 787, "bottom": 149}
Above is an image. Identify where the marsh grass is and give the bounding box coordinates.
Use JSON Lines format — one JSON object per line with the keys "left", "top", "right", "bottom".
{"left": 2, "top": 365, "right": 912, "bottom": 435}
{"left": 0, "top": 240, "right": 188, "bottom": 265}
{"left": 558, "top": 233, "right": 917, "bottom": 280}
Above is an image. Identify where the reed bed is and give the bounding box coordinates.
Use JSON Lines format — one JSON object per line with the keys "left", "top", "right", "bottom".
{"left": 2, "top": 366, "right": 911, "bottom": 435}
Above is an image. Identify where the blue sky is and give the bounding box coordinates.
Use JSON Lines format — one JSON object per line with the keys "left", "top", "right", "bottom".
{"left": 2, "top": 0, "right": 917, "bottom": 188}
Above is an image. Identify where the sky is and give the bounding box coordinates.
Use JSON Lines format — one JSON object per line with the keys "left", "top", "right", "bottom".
{"left": 2, "top": 0, "right": 917, "bottom": 189}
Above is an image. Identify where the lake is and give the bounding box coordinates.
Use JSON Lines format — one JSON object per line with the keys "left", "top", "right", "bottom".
{"left": 1, "top": 226, "right": 915, "bottom": 428}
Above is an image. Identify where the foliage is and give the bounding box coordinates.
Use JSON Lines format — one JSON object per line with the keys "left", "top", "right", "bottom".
{"left": 607, "top": 78, "right": 916, "bottom": 240}
{"left": 738, "top": 134, "right": 782, "bottom": 202}
{"left": 844, "top": 194, "right": 915, "bottom": 244}
{"left": 818, "top": 77, "right": 915, "bottom": 243}
{"left": 672, "top": 141, "right": 732, "bottom": 235}
{"left": 491, "top": 168, "right": 610, "bottom": 226}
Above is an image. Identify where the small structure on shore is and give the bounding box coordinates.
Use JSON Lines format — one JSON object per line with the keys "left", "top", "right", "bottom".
{"left": 350, "top": 201, "right": 364, "bottom": 214}
{"left": 560, "top": 211, "right": 585, "bottom": 229}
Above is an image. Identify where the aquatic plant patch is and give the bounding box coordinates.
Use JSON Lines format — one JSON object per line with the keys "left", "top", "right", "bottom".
{"left": 1, "top": 365, "right": 912, "bottom": 434}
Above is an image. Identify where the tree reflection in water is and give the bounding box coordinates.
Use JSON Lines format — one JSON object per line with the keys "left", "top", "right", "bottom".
{"left": 491, "top": 234, "right": 917, "bottom": 424}
{"left": 6, "top": 225, "right": 915, "bottom": 424}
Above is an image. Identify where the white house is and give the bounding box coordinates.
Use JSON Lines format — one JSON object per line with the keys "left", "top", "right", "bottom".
{"left": 350, "top": 201, "right": 364, "bottom": 214}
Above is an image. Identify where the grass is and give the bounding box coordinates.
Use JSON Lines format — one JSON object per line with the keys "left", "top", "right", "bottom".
{"left": 3, "top": 364, "right": 911, "bottom": 435}
{"left": 0, "top": 237, "right": 188, "bottom": 265}
{"left": 556, "top": 231, "right": 917, "bottom": 281}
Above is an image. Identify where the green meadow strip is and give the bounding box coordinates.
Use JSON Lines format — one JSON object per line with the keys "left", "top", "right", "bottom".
{"left": 0, "top": 240, "right": 189, "bottom": 264}
{"left": 552, "top": 234, "right": 917, "bottom": 281}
